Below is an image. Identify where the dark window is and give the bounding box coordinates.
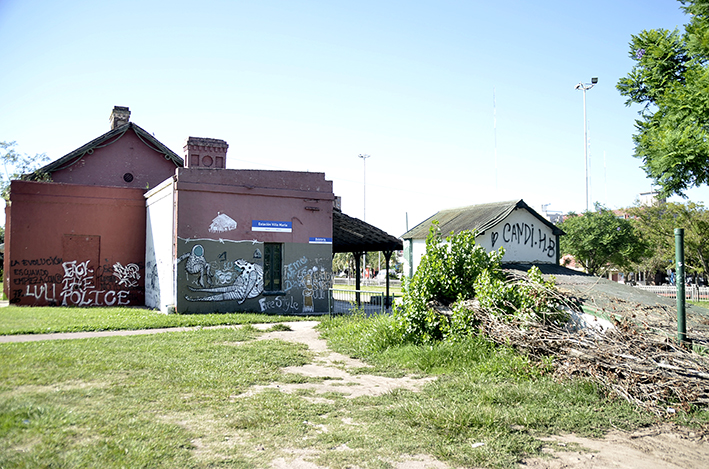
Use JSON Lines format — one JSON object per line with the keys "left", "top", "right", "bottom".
{"left": 263, "top": 243, "right": 283, "bottom": 292}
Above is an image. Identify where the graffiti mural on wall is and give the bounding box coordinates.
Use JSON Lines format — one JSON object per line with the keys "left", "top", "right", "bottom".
{"left": 209, "top": 213, "right": 237, "bottom": 233}
{"left": 177, "top": 244, "right": 212, "bottom": 287}
{"left": 176, "top": 238, "right": 264, "bottom": 304}
{"left": 187, "top": 259, "right": 263, "bottom": 303}
{"left": 113, "top": 262, "right": 141, "bottom": 288}
{"left": 258, "top": 295, "right": 299, "bottom": 314}
{"left": 12, "top": 259, "right": 139, "bottom": 306}
{"left": 267, "top": 256, "right": 332, "bottom": 314}
{"left": 490, "top": 222, "right": 557, "bottom": 259}
{"left": 176, "top": 238, "right": 332, "bottom": 313}
{"left": 59, "top": 260, "right": 134, "bottom": 306}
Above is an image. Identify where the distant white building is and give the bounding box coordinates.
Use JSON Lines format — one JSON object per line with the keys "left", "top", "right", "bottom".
{"left": 637, "top": 191, "right": 666, "bottom": 206}
{"left": 401, "top": 200, "right": 564, "bottom": 278}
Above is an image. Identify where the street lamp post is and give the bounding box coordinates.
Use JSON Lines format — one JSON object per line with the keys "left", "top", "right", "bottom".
{"left": 358, "top": 154, "right": 370, "bottom": 221}
{"left": 575, "top": 77, "right": 598, "bottom": 212}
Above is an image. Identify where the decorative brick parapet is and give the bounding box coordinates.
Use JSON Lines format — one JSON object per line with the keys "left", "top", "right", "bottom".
{"left": 183, "top": 137, "right": 229, "bottom": 169}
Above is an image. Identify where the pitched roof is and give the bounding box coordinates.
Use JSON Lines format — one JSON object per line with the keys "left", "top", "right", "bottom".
{"left": 402, "top": 199, "right": 564, "bottom": 240}
{"left": 333, "top": 210, "right": 403, "bottom": 253}
{"left": 30, "top": 122, "right": 183, "bottom": 178}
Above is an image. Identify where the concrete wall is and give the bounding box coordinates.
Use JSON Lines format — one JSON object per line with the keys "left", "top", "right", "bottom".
{"left": 49, "top": 129, "right": 179, "bottom": 190}
{"left": 5, "top": 181, "right": 147, "bottom": 306}
{"left": 145, "top": 178, "right": 176, "bottom": 312}
{"left": 148, "top": 168, "right": 335, "bottom": 314}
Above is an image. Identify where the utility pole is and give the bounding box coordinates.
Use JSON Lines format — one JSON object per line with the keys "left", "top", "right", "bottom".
{"left": 575, "top": 77, "right": 598, "bottom": 212}
{"left": 358, "top": 154, "right": 370, "bottom": 221}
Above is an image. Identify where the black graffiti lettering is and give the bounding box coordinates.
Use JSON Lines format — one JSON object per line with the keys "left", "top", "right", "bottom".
{"left": 11, "top": 290, "right": 22, "bottom": 303}
{"left": 219, "top": 251, "right": 227, "bottom": 262}
{"left": 10, "top": 260, "right": 19, "bottom": 267}
{"left": 13, "top": 273, "right": 63, "bottom": 286}
{"left": 20, "top": 256, "right": 63, "bottom": 267}
{"left": 15, "top": 268, "right": 48, "bottom": 276}
{"left": 496, "top": 224, "right": 556, "bottom": 258}
{"left": 538, "top": 230, "right": 547, "bottom": 251}
{"left": 524, "top": 224, "right": 533, "bottom": 246}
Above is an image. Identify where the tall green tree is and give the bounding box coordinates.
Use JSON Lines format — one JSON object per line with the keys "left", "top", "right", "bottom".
{"left": 628, "top": 201, "right": 709, "bottom": 278}
{"left": 1, "top": 141, "right": 49, "bottom": 200}
{"left": 617, "top": 0, "right": 709, "bottom": 197}
{"left": 559, "top": 205, "right": 647, "bottom": 276}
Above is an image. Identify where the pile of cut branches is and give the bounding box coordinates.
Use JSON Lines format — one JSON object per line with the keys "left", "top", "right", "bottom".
{"left": 458, "top": 298, "right": 709, "bottom": 416}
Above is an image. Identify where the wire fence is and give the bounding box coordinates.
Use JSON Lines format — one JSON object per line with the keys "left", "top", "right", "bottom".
{"left": 328, "top": 288, "right": 396, "bottom": 315}
{"left": 332, "top": 278, "right": 402, "bottom": 288}
{"left": 633, "top": 284, "right": 709, "bottom": 302}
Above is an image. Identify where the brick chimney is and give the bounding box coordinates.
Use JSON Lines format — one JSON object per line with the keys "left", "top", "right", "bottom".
{"left": 109, "top": 106, "right": 131, "bottom": 130}
{"left": 183, "top": 137, "right": 228, "bottom": 169}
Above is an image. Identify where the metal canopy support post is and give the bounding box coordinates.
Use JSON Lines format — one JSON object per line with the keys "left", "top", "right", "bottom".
{"left": 675, "top": 228, "right": 687, "bottom": 345}
{"left": 384, "top": 250, "right": 393, "bottom": 309}
{"left": 354, "top": 252, "right": 363, "bottom": 308}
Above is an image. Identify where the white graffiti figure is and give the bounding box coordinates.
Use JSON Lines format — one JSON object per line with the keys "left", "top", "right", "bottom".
{"left": 187, "top": 259, "right": 263, "bottom": 303}
{"left": 209, "top": 213, "right": 237, "bottom": 233}
{"left": 177, "top": 244, "right": 212, "bottom": 287}
{"left": 113, "top": 262, "right": 140, "bottom": 288}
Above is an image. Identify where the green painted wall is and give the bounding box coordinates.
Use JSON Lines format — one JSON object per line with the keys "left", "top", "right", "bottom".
{"left": 175, "top": 237, "right": 332, "bottom": 314}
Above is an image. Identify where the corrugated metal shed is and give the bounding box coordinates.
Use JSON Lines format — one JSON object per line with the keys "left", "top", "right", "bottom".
{"left": 402, "top": 199, "right": 563, "bottom": 239}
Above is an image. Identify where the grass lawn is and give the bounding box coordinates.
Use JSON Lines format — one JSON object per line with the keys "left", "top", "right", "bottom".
{"left": 0, "top": 306, "right": 307, "bottom": 335}
{"left": 1, "top": 307, "right": 706, "bottom": 468}
{"left": 688, "top": 300, "right": 709, "bottom": 307}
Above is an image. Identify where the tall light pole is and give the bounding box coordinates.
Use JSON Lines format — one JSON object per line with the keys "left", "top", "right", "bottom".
{"left": 575, "top": 77, "right": 598, "bottom": 212}
{"left": 358, "top": 154, "right": 370, "bottom": 221}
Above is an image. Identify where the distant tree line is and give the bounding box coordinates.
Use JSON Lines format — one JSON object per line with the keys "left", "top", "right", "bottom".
{"left": 558, "top": 201, "right": 709, "bottom": 285}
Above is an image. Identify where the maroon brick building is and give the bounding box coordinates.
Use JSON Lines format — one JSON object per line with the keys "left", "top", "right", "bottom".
{"left": 5, "top": 107, "right": 401, "bottom": 313}
{"left": 5, "top": 107, "right": 182, "bottom": 307}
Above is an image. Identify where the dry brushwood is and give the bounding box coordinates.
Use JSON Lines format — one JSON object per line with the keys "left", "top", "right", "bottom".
{"left": 459, "top": 298, "right": 709, "bottom": 416}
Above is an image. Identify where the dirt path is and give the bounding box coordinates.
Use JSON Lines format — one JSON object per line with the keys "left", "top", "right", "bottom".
{"left": 4, "top": 320, "right": 708, "bottom": 467}
{"left": 253, "top": 321, "right": 709, "bottom": 469}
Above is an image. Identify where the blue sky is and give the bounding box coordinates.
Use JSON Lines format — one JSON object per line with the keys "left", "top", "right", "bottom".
{"left": 2, "top": 0, "right": 707, "bottom": 237}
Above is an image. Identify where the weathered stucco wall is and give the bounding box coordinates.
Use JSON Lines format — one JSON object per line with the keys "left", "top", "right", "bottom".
{"left": 5, "top": 181, "right": 147, "bottom": 306}
{"left": 145, "top": 178, "right": 176, "bottom": 312}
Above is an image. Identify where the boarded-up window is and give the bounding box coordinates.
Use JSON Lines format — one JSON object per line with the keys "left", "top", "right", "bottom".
{"left": 62, "top": 234, "right": 100, "bottom": 287}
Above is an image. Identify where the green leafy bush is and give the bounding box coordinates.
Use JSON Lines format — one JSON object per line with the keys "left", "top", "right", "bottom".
{"left": 394, "top": 223, "right": 567, "bottom": 344}
{"left": 394, "top": 223, "right": 504, "bottom": 343}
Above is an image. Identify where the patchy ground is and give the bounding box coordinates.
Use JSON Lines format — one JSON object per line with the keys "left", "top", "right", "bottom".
{"left": 3, "top": 270, "right": 709, "bottom": 468}
{"left": 253, "top": 321, "right": 709, "bottom": 469}
{"left": 520, "top": 424, "right": 709, "bottom": 469}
